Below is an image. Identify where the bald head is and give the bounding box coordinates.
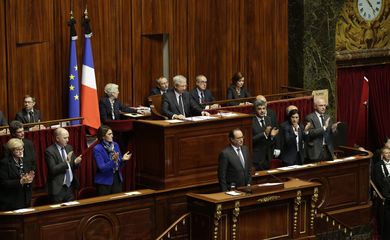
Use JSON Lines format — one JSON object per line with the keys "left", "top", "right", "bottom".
{"left": 54, "top": 127, "right": 69, "bottom": 147}
{"left": 286, "top": 105, "right": 298, "bottom": 115}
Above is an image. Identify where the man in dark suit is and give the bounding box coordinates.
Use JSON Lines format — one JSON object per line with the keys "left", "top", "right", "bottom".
{"left": 256, "top": 95, "right": 278, "bottom": 126}
{"left": 252, "top": 100, "right": 279, "bottom": 170}
{"left": 304, "top": 98, "right": 338, "bottom": 162}
{"left": 45, "top": 128, "right": 82, "bottom": 203}
{"left": 218, "top": 128, "right": 252, "bottom": 192}
{"left": 15, "top": 95, "right": 41, "bottom": 124}
{"left": 161, "top": 75, "right": 210, "bottom": 119}
{"left": 190, "top": 75, "right": 216, "bottom": 109}
{"left": 150, "top": 76, "right": 170, "bottom": 96}
{"left": 372, "top": 147, "right": 390, "bottom": 239}
{"left": 99, "top": 83, "right": 138, "bottom": 122}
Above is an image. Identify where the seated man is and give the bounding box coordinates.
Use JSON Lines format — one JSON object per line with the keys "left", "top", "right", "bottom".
{"left": 150, "top": 76, "right": 169, "bottom": 96}
{"left": 218, "top": 128, "right": 252, "bottom": 192}
{"left": 161, "top": 75, "right": 210, "bottom": 120}
{"left": 190, "top": 75, "right": 218, "bottom": 109}
{"left": 99, "top": 83, "right": 138, "bottom": 122}
{"left": 15, "top": 95, "right": 41, "bottom": 124}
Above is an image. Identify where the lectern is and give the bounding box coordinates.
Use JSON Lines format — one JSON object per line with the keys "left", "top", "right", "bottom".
{"left": 134, "top": 113, "right": 253, "bottom": 189}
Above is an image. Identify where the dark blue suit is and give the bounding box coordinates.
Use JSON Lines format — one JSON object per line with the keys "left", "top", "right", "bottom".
{"left": 15, "top": 109, "right": 41, "bottom": 124}
{"left": 218, "top": 145, "right": 251, "bottom": 192}
{"left": 252, "top": 116, "right": 276, "bottom": 170}
{"left": 161, "top": 89, "right": 203, "bottom": 119}
{"left": 190, "top": 88, "right": 215, "bottom": 106}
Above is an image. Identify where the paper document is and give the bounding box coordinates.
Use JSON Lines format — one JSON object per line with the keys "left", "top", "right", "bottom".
{"left": 225, "top": 191, "right": 243, "bottom": 196}
{"left": 61, "top": 201, "right": 80, "bottom": 206}
{"left": 122, "top": 113, "right": 144, "bottom": 117}
{"left": 184, "top": 116, "right": 217, "bottom": 121}
{"left": 165, "top": 119, "right": 184, "bottom": 123}
{"left": 13, "top": 208, "right": 35, "bottom": 213}
{"left": 124, "top": 191, "right": 142, "bottom": 196}
{"left": 218, "top": 112, "right": 238, "bottom": 117}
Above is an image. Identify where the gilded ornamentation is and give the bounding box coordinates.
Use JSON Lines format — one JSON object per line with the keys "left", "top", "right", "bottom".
{"left": 336, "top": 0, "right": 390, "bottom": 53}
{"left": 310, "top": 187, "right": 319, "bottom": 230}
{"left": 231, "top": 201, "right": 240, "bottom": 240}
{"left": 293, "top": 190, "right": 302, "bottom": 232}
{"left": 257, "top": 195, "right": 280, "bottom": 203}
{"left": 213, "top": 204, "right": 222, "bottom": 240}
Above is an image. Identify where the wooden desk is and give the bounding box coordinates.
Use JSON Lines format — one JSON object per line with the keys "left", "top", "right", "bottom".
{"left": 134, "top": 113, "right": 253, "bottom": 189}
{"left": 188, "top": 178, "right": 321, "bottom": 240}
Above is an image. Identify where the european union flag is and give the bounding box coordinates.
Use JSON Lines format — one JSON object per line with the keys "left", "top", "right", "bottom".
{"left": 68, "top": 14, "right": 80, "bottom": 125}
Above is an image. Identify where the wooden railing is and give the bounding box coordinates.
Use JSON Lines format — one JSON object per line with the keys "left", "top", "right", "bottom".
{"left": 155, "top": 213, "right": 191, "bottom": 240}
{"left": 0, "top": 117, "right": 84, "bottom": 131}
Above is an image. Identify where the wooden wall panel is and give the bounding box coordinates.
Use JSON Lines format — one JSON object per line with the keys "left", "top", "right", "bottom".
{"left": 1, "top": 0, "right": 289, "bottom": 120}
{"left": 241, "top": 0, "right": 288, "bottom": 96}
{"left": 6, "top": 0, "right": 57, "bottom": 121}
{"left": 0, "top": 0, "right": 7, "bottom": 118}
{"left": 188, "top": 0, "right": 228, "bottom": 99}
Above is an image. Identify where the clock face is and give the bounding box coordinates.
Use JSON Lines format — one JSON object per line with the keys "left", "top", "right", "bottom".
{"left": 357, "top": 0, "right": 383, "bottom": 21}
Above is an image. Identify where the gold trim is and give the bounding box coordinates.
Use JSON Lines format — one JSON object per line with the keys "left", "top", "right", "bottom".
{"left": 310, "top": 187, "right": 319, "bottom": 230}
{"left": 213, "top": 204, "right": 222, "bottom": 239}
{"left": 293, "top": 190, "right": 302, "bottom": 233}
{"left": 231, "top": 201, "right": 240, "bottom": 240}
{"left": 336, "top": 0, "right": 390, "bottom": 56}
{"left": 257, "top": 195, "right": 280, "bottom": 203}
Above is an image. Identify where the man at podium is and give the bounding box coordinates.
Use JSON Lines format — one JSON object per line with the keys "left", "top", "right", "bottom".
{"left": 218, "top": 128, "right": 252, "bottom": 192}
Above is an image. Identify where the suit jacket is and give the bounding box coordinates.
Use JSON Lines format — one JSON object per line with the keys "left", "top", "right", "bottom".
{"left": 0, "top": 111, "right": 7, "bottom": 126}
{"left": 304, "top": 112, "right": 334, "bottom": 161}
{"left": 190, "top": 88, "right": 215, "bottom": 106}
{"left": 0, "top": 155, "right": 34, "bottom": 211}
{"left": 226, "top": 85, "right": 251, "bottom": 106}
{"left": 93, "top": 142, "right": 124, "bottom": 186}
{"left": 45, "top": 144, "right": 80, "bottom": 195}
{"left": 252, "top": 116, "right": 276, "bottom": 170}
{"left": 373, "top": 160, "right": 390, "bottom": 199}
{"left": 218, "top": 145, "right": 252, "bottom": 192}
{"left": 99, "top": 96, "right": 137, "bottom": 122}
{"left": 161, "top": 89, "right": 203, "bottom": 119}
{"left": 3, "top": 139, "right": 37, "bottom": 171}
{"left": 15, "top": 109, "right": 41, "bottom": 124}
{"left": 279, "top": 121, "right": 306, "bottom": 166}
{"left": 150, "top": 87, "right": 169, "bottom": 96}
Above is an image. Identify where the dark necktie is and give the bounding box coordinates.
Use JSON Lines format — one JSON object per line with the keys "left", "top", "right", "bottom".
{"left": 61, "top": 147, "right": 72, "bottom": 187}
{"left": 200, "top": 91, "right": 205, "bottom": 104}
{"left": 29, "top": 111, "right": 35, "bottom": 123}
{"left": 383, "top": 162, "right": 390, "bottom": 177}
{"left": 179, "top": 95, "right": 185, "bottom": 116}
{"left": 320, "top": 115, "right": 325, "bottom": 127}
{"left": 237, "top": 147, "right": 245, "bottom": 168}
{"left": 260, "top": 118, "right": 265, "bottom": 128}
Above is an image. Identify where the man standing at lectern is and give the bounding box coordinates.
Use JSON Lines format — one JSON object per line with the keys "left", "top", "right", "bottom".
{"left": 218, "top": 128, "right": 252, "bottom": 192}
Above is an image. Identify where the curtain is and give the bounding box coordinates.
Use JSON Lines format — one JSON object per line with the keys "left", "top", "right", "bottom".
{"left": 337, "top": 67, "right": 367, "bottom": 147}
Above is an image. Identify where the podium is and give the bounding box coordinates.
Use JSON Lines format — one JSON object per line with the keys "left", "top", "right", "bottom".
{"left": 134, "top": 113, "right": 253, "bottom": 189}
{"left": 187, "top": 178, "right": 321, "bottom": 240}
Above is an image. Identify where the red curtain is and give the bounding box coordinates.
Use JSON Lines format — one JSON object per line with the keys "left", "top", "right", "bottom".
{"left": 337, "top": 64, "right": 390, "bottom": 150}
{"left": 337, "top": 68, "right": 367, "bottom": 147}
{"left": 367, "top": 64, "right": 390, "bottom": 149}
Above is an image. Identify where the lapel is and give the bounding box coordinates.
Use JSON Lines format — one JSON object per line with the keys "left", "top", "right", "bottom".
{"left": 22, "top": 109, "right": 29, "bottom": 123}
{"left": 171, "top": 92, "right": 182, "bottom": 113}
{"left": 229, "top": 146, "right": 245, "bottom": 169}
{"left": 8, "top": 157, "right": 21, "bottom": 178}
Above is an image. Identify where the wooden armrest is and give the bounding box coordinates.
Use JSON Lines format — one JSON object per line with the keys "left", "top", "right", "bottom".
{"left": 150, "top": 106, "right": 168, "bottom": 120}
{"left": 370, "top": 179, "right": 386, "bottom": 202}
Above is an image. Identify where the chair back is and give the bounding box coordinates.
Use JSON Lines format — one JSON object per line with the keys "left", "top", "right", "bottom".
{"left": 148, "top": 94, "right": 168, "bottom": 120}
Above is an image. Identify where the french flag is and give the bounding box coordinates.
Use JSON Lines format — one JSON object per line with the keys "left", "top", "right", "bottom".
{"left": 81, "top": 10, "right": 100, "bottom": 132}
